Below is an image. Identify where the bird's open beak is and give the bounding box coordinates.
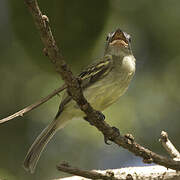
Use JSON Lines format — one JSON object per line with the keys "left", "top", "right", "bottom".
{"left": 109, "top": 29, "right": 129, "bottom": 48}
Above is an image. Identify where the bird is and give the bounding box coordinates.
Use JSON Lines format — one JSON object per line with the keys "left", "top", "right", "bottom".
{"left": 23, "top": 28, "right": 136, "bottom": 173}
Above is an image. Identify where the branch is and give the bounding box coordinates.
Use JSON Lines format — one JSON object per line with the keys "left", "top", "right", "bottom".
{"left": 160, "top": 131, "right": 180, "bottom": 160}
{"left": 56, "top": 163, "right": 180, "bottom": 180}
{"left": 57, "top": 162, "right": 120, "bottom": 180}
{"left": 24, "top": 0, "right": 180, "bottom": 171}
{"left": 0, "top": 84, "right": 66, "bottom": 124}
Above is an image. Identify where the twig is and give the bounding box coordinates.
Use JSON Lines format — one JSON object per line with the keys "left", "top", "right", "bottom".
{"left": 24, "top": 0, "right": 103, "bottom": 124}
{"left": 0, "top": 84, "right": 66, "bottom": 124}
{"left": 57, "top": 163, "right": 180, "bottom": 180}
{"left": 57, "top": 162, "right": 120, "bottom": 180}
{"left": 160, "top": 131, "right": 180, "bottom": 160}
{"left": 24, "top": 0, "right": 180, "bottom": 171}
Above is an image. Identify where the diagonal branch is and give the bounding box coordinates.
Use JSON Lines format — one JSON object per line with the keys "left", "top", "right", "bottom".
{"left": 0, "top": 84, "right": 66, "bottom": 124}
{"left": 24, "top": 0, "right": 180, "bottom": 171}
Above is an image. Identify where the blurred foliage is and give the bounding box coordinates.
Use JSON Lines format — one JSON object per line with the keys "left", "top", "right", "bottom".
{"left": 0, "top": 0, "right": 180, "bottom": 180}
{"left": 10, "top": 0, "right": 109, "bottom": 72}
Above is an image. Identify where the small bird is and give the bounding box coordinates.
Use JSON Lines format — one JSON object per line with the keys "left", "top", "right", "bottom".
{"left": 23, "top": 28, "right": 136, "bottom": 173}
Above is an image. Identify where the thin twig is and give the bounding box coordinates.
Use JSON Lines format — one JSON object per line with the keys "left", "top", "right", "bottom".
{"left": 57, "top": 162, "right": 120, "bottom": 180}
{"left": 24, "top": 0, "right": 180, "bottom": 171}
{"left": 0, "top": 84, "right": 66, "bottom": 124}
{"left": 160, "top": 131, "right": 180, "bottom": 160}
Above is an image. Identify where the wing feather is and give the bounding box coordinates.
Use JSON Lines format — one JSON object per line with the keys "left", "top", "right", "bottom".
{"left": 55, "top": 55, "right": 113, "bottom": 118}
{"left": 79, "top": 55, "right": 113, "bottom": 88}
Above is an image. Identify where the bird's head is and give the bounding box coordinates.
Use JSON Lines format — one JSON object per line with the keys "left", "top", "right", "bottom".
{"left": 105, "top": 28, "right": 132, "bottom": 57}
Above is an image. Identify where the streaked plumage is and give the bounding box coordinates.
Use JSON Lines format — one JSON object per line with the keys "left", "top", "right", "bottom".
{"left": 23, "top": 28, "right": 136, "bottom": 173}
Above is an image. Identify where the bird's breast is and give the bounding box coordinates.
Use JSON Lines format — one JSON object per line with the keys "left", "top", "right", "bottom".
{"left": 84, "top": 55, "right": 135, "bottom": 111}
{"left": 121, "top": 55, "right": 136, "bottom": 75}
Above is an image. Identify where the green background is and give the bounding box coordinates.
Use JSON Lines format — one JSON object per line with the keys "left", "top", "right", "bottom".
{"left": 0, "top": 0, "right": 180, "bottom": 179}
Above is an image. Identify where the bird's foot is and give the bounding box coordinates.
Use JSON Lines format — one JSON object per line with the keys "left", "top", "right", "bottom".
{"left": 104, "top": 135, "right": 111, "bottom": 145}
{"left": 104, "top": 127, "right": 120, "bottom": 145}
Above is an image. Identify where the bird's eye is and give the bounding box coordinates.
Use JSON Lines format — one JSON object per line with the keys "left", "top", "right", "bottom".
{"left": 126, "top": 34, "right": 131, "bottom": 43}
{"left": 123, "top": 32, "right": 131, "bottom": 43}
{"left": 106, "top": 33, "right": 111, "bottom": 41}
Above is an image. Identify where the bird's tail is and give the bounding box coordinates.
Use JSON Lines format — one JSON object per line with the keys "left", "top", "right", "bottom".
{"left": 23, "top": 119, "right": 60, "bottom": 173}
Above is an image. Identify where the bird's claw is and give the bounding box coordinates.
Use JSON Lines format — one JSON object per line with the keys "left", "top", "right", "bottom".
{"left": 104, "top": 135, "right": 111, "bottom": 145}
{"left": 104, "top": 127, "right": 120, "bottom": 145}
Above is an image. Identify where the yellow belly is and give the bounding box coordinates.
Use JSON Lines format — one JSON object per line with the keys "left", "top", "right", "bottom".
{"left": 84, "top": 71, "right": 133, "bottom": 111}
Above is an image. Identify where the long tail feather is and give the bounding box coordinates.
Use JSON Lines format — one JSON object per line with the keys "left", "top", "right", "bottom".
{"left": 23, "top": 121, "right": 57, "bottom": 173}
